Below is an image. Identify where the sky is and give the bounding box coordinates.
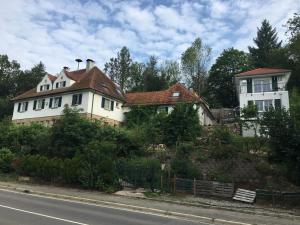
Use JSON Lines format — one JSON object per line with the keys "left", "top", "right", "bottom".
{"left": 0, "top": 0, "right": 299, "bottom": 74}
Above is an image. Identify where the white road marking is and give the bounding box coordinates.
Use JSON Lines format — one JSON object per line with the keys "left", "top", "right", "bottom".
{"left": 0, "top": 204, "right": 88, "bottom": 225}
{"left": 0, "top": 187, "right": 253, "bottom": 225}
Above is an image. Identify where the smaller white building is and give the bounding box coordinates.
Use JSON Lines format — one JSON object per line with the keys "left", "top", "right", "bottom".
{"left": 235, "top": 68, "right": 291, "bottom": 137}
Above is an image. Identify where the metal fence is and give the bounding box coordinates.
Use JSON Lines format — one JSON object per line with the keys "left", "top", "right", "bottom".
{"left": 174, "top": 177, "right": 234, "bottom": 198}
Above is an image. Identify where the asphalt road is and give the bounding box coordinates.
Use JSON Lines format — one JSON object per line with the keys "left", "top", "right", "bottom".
{"left": 0, "top": 189, "right": 202, "bottom": 225}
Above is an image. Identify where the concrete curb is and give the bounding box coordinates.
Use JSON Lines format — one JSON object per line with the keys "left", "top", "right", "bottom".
{"left": 0, "top": 183, "right": 299, "bottom": 224}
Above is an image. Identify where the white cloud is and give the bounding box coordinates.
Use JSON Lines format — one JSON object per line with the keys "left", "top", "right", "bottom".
{"left": 0, "top": 0, "right": 299, "bottom": 74}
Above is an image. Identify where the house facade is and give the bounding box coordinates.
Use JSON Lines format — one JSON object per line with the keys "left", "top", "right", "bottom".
{"left": 12, "top": 60, "right": 214, "bottom": 126}
{"left": 235, "top": 68, "right": 291, "bottom": 136}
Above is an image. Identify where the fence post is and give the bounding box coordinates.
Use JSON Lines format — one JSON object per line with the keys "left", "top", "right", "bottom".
{"left": 173, "top": 175, "right": 176, "bottom": 194}
{"left": 193, "top": 178, "right": 196, "bottom": 196}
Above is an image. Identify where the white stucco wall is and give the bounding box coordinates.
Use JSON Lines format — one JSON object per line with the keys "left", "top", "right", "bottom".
{"left": 12, "top": 91, "right": 90, "bottom": 120}
{"left": 53, "top": 71, "right": 75, "bottom": 89}
{"left": 37, "top": 75, "right": 53, "bottom": 92}
{"left": 239, "top": 91, "right": 289, "bottom": 110}
{"left": 86, "top": 92, "right": 125, "bottom": 122}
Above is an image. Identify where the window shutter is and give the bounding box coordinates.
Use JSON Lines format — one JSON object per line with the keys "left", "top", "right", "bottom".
{"left": 63, "top": 81, "right": 66, "bottom": 87}
{"left": 101, "top": 97, "right": 105, "bottom": 108}
{"left": 111, "top": 100, "right": 114, "bottom": 111}
{"left": 272, "top": 76, "right": 278, "bottom": 91}
{"left": 72, "top": 95, "right": 77, "bottom": 106}
{"left": 248, "top": 100, "right": 253, "bottom": 106}
{"left": 247, "top": 78, "right": 252, "bottom": 93}
{"left": 56, "top": 83, "right": 59, "bottom": 88}
{"left": 49, "top": 98, "right": 53, "bottom": 108}
{"left": 42, "top": 99, "right": 45, "bottom": 109}
{"left": 25, "top": 102, "right": 28, "bottom": 111}
{"left": 78, "top": 94, "right": 82, "bottom": 105}
{"left": 275, "top": 99, "right": 281, "bottom": 109}
{"left": 40, "top": 86, "right": 42, "bottom": 91}
{"left": 58, "top": 97, "right": 62, "bottom": 107}
{"left": 33, "top": 100, "right": 37, "bottom": 110}
{"left": 18, "top": 103, "right": 21, "bottom": 112}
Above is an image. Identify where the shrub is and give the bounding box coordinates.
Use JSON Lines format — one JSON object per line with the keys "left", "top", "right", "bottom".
{"left": 0, "top": 148, "right": 14, "bottom": 173}
{"left": 171, "top": 158, "right": 201, "bottom": 179}
{"left": 117, "top": 158, "right": 161, "bottom": 191}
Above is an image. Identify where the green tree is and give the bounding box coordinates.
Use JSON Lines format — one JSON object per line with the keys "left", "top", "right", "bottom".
{"left": 129, "top": 62, "right": 144, "bottom": 91}
{"left": 181, "top": 38, "right": 211, "bottom": 96}
{"left": 248, "top": 19, "right": 282, "bottom": 67}
{"left": 164, "top": 103, "right": 202, "bottom": 146}
{"left": 143, "top": 56, "right": 166, "bottom": 91}
{"left": 104, "top": 46, "right": 132, "bottom": 91}
{"left": 160, "top": 60, "right": 181, "bottom": 87}
{"left": 207, "top": 48, "right": 253, "bottom": 107}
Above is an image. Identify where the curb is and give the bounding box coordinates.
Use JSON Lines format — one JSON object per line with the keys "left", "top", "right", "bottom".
{"left": 0, "top": 183, "right": 299, "bottom": 224}
{"left": 0, "top": 183, "right": 254, "bottom": 225}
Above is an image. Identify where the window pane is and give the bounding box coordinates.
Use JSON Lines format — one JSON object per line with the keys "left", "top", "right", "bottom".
{"left": 264, "top": 100, "right": 273, "bottom": 111}
{"left": 255, "top": 100, "right": 264, "bottom": 111}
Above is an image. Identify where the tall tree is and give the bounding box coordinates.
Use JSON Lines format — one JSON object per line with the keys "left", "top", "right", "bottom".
{"left": 160, "top": 60, "right": 181, "bottom": 87}
{"left": 248, "top": 19, "right": 282, "bottom": 67}
{"left": 207, "top": 48, "right": 253, "bottom": 108}
{"left": 104, "top": 46, "right": 132, "bottom": 91}
{"left": 143, "top": 56, "right": 165, "bottom": 91}
{"left": 128, "top": 62, "right": 145, "bottom": 92}
{"left": 181, "top": 38, "right": 211, "bottom": 96}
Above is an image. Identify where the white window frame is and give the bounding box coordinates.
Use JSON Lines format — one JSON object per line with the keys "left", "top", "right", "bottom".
{"left": 172, "top": 92, "right": 180, "bottom": 97}
{"left": 35, "top": 99, "right": 45, "bottom": 110}
{"left": 254, "top": 99, "right": 273, "bottom": 112}
{"left": 18, "top": 102, "right": 28, "bottom": 113}
{"left": 53, "top": 97, "right": 60, "bottom": 108}
{"left": 253, "top": 79, "right": 272, "bottom": 93}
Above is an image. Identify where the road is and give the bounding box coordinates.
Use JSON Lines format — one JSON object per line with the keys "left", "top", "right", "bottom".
{"left": 0, "top": 189, "right": 202, "bottom": 225}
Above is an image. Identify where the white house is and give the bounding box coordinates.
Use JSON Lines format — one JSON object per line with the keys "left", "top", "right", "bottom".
{"left": 235, "top": 67, "right": 291, "bottom": 136}
{"left": 12, "top": 59, "right": 214, "bottom": 126}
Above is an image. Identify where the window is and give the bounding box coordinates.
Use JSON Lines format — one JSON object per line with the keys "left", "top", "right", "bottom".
{"left": 253, "top": 79, "right": 271, "bottom": 93}
{"left": 49, "top": 97, "right": 62, "bottom": 108}
{"left": 55, "top": 81, "right": 66, "bottom": 88}
{"left": 17, "top": 102, "right": 28, "bottom": 112}
{"left": 172, "top": 92, "right": 180, "bottom": 97}
{"left": 101, "top": 97, "right": 114, "bottom": 111}
{"left": 116, "top": 102, "right": 120, "bottom": 109}
{"left": 33, "top": 99, "right": 45, "bottom": 110}
{"left": 254, "top": 100, "right": 273, "bottom": 112}
{"left": 72, "top": 93, "right": 82, "bottom": 106}
{"left": 158, "top": 106, "right": 168, "bottom": 113}
{"left": 40, "top": 84, "right": 50, "bottom": 92}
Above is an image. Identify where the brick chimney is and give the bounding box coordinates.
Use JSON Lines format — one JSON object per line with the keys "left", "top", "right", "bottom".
{"left": 86, "top": 59, "right": 95, "bottom": 71}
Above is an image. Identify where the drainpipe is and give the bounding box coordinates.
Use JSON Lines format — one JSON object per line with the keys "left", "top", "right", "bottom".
{"left": 91, "top": 92, "right": 95, "bottom": 118}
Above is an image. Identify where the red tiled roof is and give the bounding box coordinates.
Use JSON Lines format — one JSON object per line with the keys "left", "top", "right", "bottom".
{"left": 124, "top": 83, "right": 202, "bottom": 106}
{"left": 236, "top": 68, "right": 291, "bottom": 77}
{"left": 12, "top": 67, "right": 125, "bottom": 101}
{"left": 47, "top": 74, "right": 57, "bottom": 82}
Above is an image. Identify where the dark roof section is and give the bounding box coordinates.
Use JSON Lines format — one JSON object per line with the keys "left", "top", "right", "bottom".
{"left": 12, "top": 67, "right": 125, "bottom": 101}
{"left": 236, "top": 68, "right": 291, "bottom": 77}
{"left": 47, "top": 74, "right": 57, "bottom": 82}
{"left": 124, "top": 83, "right": 202, "bottom": 106}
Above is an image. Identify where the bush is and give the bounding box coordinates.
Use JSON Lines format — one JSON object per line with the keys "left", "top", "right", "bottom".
{"left": 0, "top": 148, "right": 14, "bottom": 173}
{"left": 171, "top": 158, "right": 201, "bottom": 179}
{"left": 117, "top": 158, "right": 161, "bottom": 191}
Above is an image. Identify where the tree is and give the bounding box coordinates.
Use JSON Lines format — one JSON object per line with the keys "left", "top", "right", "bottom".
{"left": 207, "top": 48, "right": 253, "bottom": 107}
{"left": 128, "top": 62, "right": 144, "bottom": 92}
{"left": 104, "top": 47, "right": 132, "bottom": 91}
{"left": 248, "top": 19, "right": 282, "bottom": 67}
{"left": 181, "top": 38, "right": 211, "bottom": 96}
{"left": 160, "top": 60, "right": 181, "bottom": 87}
{"left": 143, "top": 56, "right": 165, "bottom": 91}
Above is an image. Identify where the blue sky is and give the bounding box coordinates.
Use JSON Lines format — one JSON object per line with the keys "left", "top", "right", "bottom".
{"left": 0, "top": 0, "right": 299, "bottom": 74}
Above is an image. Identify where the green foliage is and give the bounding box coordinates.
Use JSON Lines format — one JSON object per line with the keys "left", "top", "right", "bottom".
{"left": 0, "top": 148, "right": 14, "bottom": 173}
{"left": 117, "top": 158, "right": 161, "bottom": 191}
{"left": 78, "top": 141, "right": 118, "bottom": 190}
{"left": 181, "top": 38, "right": 211, "bottom": 96}
{"left": 124, "top": 105, "right": 157, "bottom": 128}
{"left": 164, "top": 103, "right": 202, "bottom": 145}
{"left": 207, "top": 48, "right": 253, "bottom": 107}
{"left": 248, "top": 19, "right": 282, "bottom": 67}
{"left": 104, "top": 46, "right": 132, "bottom": 91}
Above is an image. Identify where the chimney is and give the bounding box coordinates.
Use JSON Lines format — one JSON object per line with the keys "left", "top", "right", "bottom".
{"left": 63, "top": 66, "right": 70, "bottom": 71}
{"left": 86, "top": 59, "right": 95, "bottom": 71}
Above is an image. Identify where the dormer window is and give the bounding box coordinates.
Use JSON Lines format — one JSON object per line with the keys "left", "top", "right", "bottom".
{"left": 172, "top": 92, "right": 180, "bottom": 97}
{"left": 56, "top": 81, "right": 66, "bottom": 88}
{"left": 40, "top": 84, "right": 50, "bottom": 92}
